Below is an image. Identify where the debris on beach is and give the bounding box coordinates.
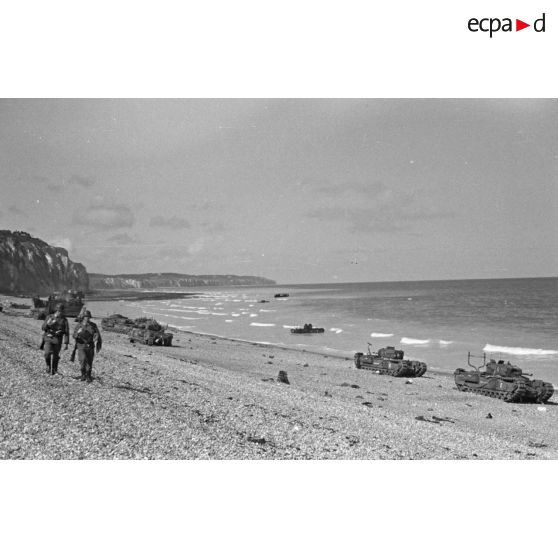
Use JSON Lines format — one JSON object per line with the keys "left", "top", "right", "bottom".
{"left": 324, "top": 391, "right": 332, "bottom": 398}
{"left": 528, "top": 441, "right": 547, "bottom": 448}
{"left": 247, "top": 436, "right": 267, "bottom": 445}
{"left": 486, "top": 413, "right": 493, "bottom": 419}
{"left": 432, "top": 416, "right": 455, "bottom": 424}
{"left": 277, "top": 370, "right": 290, "bottom": 384}
{"left": 537, "top": 407, "right": 547, "bottom": 412}
{"left": 362, "top": 401, "right": 373, "bottom": 408}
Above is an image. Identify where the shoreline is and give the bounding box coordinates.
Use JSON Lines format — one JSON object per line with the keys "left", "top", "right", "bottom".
{"left": 1, "top": 307, "right": 556, "bottom": 459}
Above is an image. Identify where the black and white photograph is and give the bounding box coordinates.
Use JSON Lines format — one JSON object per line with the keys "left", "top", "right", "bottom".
{"left": 1, "top": 98, "right": 556, "bottom": 460}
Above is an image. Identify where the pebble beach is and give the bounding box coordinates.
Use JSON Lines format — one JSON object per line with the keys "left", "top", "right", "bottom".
{"left": 0, "top": 300, "right": 556, "bottom": 460}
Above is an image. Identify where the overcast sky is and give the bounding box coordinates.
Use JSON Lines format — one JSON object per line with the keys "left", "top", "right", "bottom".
{"left": 0, "top": 99, "right": 556, "bottom": 283}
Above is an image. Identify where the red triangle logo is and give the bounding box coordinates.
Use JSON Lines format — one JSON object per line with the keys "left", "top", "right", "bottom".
{"left": 516, "top": 19, "right": 530, "bottom": 31}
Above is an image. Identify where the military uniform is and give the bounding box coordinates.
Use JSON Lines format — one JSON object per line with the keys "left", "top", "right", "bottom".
{"left": 73, "top": 318, "right": 102, "bottom": 382}
{"left": 41, "top": 312, "right": 70, "bottom": 374}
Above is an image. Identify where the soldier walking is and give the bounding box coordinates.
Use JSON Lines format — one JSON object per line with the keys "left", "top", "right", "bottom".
{"left": 41, "top": 303, "right": 69, "bottom": 374}
{"left": 72, "top": 310, "right": 102, "bottom": 383}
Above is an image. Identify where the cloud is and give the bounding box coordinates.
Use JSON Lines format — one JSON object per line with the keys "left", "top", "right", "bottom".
{"left": 8, "top": 205, "right": 28, "bottom": 216}
{"left": 106, "top": 233, "right": 139, "bottom": 245}
{"left": 306, "top": 184, "right": 454, "bottom": 233}
{"left": 150, "top": 215, "right": 191, "bottom": 229}
{"left": 47, "top": 237, "right": 73, "bottom": 252}
{"left": 74, "top": 204, "right": 135, "bottom": 228}
{"left": 202, "top": 221, "right": 226, "bottom": 232}
{"left": 68, "top": 174, "right": 95, "bottom": 188}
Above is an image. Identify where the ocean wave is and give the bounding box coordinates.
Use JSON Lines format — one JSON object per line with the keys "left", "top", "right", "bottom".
{"left": 330, "top": 328, "right": 343, "bottom": 334}
{"left": 483, "top": 344, "right": 558, "bottom": 356}
{"left": 283, "top": 325, "right": 297, "bottom": 329}
{"left": 249, "top": 314, "right": 258, "bottom": 317}
{"left": 439, "top": 340, "right": 453, "bottom": 345}
{"left": 231, "top": 313, "right": 240, "bottom": 317}
{"left": 250, "top": 322, "right": 276, "bottom": 327}
{"left": 259, "top": 309, "right": 276, "bottom": 313}
{"left": 401, "top": 337, "right": 431, "bottom": 345}
{"left": 370, "top": 332, "right": 394, "bottom": 338}
{"left": 225, "top": 319, "right": 233, "bottom": 323}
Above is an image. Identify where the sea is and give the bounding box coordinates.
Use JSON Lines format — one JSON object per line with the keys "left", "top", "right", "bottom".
{"left": 88, "top": 277, "right": 558, "bottom": 386}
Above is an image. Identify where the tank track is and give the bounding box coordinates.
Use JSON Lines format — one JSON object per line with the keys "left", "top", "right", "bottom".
{"left": 532, "top": 381, "right": 554, "bottom": 403}
{"left": 457, "top": 384, "right": 530, "bottom": 403}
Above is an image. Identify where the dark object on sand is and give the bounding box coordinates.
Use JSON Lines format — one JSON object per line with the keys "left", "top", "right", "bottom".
{"left": 486, "top": 413, "right": 493, "bottom": 419}
{"left": 274, "top": 293, "right": 289, "bottom": 298}
{"left": 258, "top": 299, "right": 269, "bottom": 303}
{"left": 129, "top": 318, "right": 173, "bottom": 346}
{"left": 291, "top": 323, "right": 325, "bottom": 334}
{"left": 30, "top": 290, "right": 84, "bottom": 320}
{"left": 454, "top": 352, "right": 554, "bottom": 403}
{"left": 277, "top": 370, "right": 290, "bottom": 384}
{"left": 10, "top": 302, "right": 31, "bottom": 309}
{"left": 101, "top": 313, "right": 136, "bottom": 334}
{"left": 354, "top": 344, "right": 427, "bottom": 377}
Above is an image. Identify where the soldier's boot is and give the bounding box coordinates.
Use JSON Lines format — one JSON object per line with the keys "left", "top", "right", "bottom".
{"left": 45, "top": 356, "right": 52, "bottom": 374}
{"left": 52, "top": 357, "right": 59, "bottom": 375}
{"left": 86, "top": 372, "right": 93, "bottom": 383}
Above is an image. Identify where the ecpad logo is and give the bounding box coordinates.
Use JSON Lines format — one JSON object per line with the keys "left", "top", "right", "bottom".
{"left": 468, "top": 13, "right": 546, "bottom": 37}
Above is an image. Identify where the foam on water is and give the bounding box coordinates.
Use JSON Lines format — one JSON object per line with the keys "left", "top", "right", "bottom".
{"left": 483, "top": 344, "right": 558, "bottom": 356}
{"left": 370, "top": 332, "right": 393, "bottom": 338}
{"left": 250, "top": 322, "right": 276, "bottom": 327}
{"left": 330, "top": 328, "right": 343, "bottom": 334}
{"left": 401, "top": 337, "right": 431, "bottom": 345}
{"left": 439, "top": 339, "right": 453, "bottom": 345}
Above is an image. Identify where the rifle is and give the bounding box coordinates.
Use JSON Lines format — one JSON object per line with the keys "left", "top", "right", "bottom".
{"left": 70, "top": 342, "right": 77, "bottom": 362}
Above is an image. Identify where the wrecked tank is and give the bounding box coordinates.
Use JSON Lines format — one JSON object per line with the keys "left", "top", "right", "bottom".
{"left": 129, "top": 318, "right": 173, "bottom": 346}
{"left": 455, "top": 352, "right": 554, "bottom": 403}
{"left": 29, "top": 290, "right": 84, "bottom": 319}
{"left": 101, "top": 314, "right": 136, "bottom": 334}
{"left": 291, "top": 323, "right": 325, "bottom": 334}
{"left": 354, "top": 344, "right": 427, "bottom": 377}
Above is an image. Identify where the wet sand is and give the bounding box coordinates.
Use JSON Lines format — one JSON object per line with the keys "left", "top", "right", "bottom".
{"left": 0, "top": 301, "right": 556, "bottom": 459}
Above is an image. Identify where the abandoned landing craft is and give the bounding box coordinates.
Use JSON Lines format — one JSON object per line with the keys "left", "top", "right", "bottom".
{"left": 354, "top": 344, "right": 427, "bottom": 377}
{"left": 454, "top": 352, "right": 554, "bottom": 403}
{"left": 29, "top": 290, "right": 84, "bottom": 320}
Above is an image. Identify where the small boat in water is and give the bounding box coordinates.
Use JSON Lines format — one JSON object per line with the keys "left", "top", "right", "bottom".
{"left": 274, "top": 293, "right": 289, "bottom": 298}
{"left": 291, "top": 323, "right": 325, "bottom": 334}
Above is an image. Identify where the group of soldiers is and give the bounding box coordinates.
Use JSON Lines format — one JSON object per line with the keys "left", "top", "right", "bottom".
{"left": 41, "top": 304, "right": 102, "bottom": 383}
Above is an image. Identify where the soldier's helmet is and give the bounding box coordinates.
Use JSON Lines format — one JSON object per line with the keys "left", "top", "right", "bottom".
{"left": 82, "top": 310, "right": 92, "bottom": 318}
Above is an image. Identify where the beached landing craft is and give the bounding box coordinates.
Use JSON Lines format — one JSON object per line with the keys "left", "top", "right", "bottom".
{"left": 454, "top": 353, "right": 554, "bottom": 403}
{"left": 354, "top": 344, "right": 427, "bottom": 377}
{"left": 29, "top": 290, "right": 84, "bottom": 319}
{"left": 290, "top": 323, "right": 325, "bottom": 334}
